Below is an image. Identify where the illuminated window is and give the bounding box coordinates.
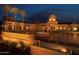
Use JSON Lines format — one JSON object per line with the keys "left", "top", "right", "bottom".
{"left": 73, "top": 27, "right": 77, "bottom": 31}
{"left": 60, "top": 27, "right": 63, "bottom": 30}
{"left": 49, "top": 15, "right": 56, "bottom": 21}
{"left": 26, "top": 26, "right": 29, "bottom": 30}
{"left": 49, "top": 19, "right": 52, "bottom": 21}
{"left": 52, "top": 19, "right": 56, "bottom": 21}
{"left": 55, "top": 26, "right": 58, "bottom": 30}
{"left": 49, "top": 19, "right": 56, "bottom": 21}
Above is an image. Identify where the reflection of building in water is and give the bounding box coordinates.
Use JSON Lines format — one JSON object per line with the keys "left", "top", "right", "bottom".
{"left": 2, "top": 15, "right": 79, "bottom": 33}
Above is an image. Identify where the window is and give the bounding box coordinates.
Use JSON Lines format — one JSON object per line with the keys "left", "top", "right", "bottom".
{"left": 63, "top": 27, "right": 66, "bottom": 30}
{"left": 59, "top": 27, "right": 63, "bottom": 30}
{"left": 26, "top": 26, "right": 29, "bottom": 30}
{"left": 26, "top": 26, "right": 29, "bottom": 32}
{"left": 8, "top": 25, "right": 12, "bottom": 31}
{"left": 55, "top": 26, "right": 58, "bottom": 30}
{"left": 73, "top": 27, "right": 77, "bottom": 31}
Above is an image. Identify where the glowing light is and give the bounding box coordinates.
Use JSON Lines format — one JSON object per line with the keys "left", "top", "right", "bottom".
{"left": 61, "top": 48, "right": 67, "bottom": 53}
{"left": 55, "top": 26, "right": 58, "bottom": 30}
{"left": 2, "top": 32, "right": 35, "bottom": 46}
{"left": 26, "top": 27, "right": 29, "bottom": 29}
{"left": 49, "top": 19, "right": 56, "bottom": 21}
{"left": 16, "top": 43, "right": 22, "bottom": 48}
{"left": 73, "top": 27, "right": 77, "bottom": 31}
{"left": 60, "top": 27, "right": 63, "bottom": 30}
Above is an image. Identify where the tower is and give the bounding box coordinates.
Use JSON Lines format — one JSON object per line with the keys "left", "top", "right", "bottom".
{"left": 48, "top": 15, "right": 58, "bottom": 25}
{"left": 49, "top": 15, "right": 56, "bottom": 22}
{"left": 46, "top": 15, "right": 58, "bottom": 31}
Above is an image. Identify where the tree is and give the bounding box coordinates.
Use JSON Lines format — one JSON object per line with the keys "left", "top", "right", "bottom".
{"left": 19, "top": 10, "right": 27, "bottom": 23}
{"left": 10, "top": 7, "right": 19, "bottom": 18}
{"left": 3, "top": 5, "right": 11, "bottom": 16}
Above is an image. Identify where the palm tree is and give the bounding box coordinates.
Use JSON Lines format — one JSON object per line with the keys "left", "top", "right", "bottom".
{"left": 10, "top": 7, "right": 19, "bottom": 18}
{"left": 2, "top": 5, "right": 11, "bottom": 32}
{"left": 19, "top": 10, "right": 26, "bottom": 23}
{"left": 10, "top": 7, "right": 19, "bottom": 32}
{"left": 3, "top": 4, "right": 11, "bottom": 16}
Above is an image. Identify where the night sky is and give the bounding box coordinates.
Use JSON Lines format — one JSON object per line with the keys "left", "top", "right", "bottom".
{"left": 1, "top": 4, "right": 79, "bottom": 23}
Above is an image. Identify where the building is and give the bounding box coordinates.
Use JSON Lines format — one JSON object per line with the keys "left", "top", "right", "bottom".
{"left": 2, "top": 5, "right": 79, "bottom": 45}
{"left": 2, "top": 15, "right": 79, "bottom": 34}
{"left": 2, "top": 5, "right": 79, "bottom": 34}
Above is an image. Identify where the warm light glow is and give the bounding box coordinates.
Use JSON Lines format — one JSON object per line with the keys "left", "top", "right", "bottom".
{"left": 55, "top": 26, "right": 58, "bottom": 30}
{"left": 49, "top": 15, "right": 56, "bottom": 21}
{"left": 26, "top": 27, "right": 29, "bottom": 29}
{"left": 61, "top": 48, "right": 67, "bottom": 53}
{"left": 59, "top": 27, "right": 63, "bottom": 30}
{"left": 49, "top": 19, "right": 56, "bottom": 22}
{"left": 52, "top": 19, "right": 56, "bottom": 21}
{"left": 73, "top": 27, "right": 77, "bottom": 31}
{"left": 16, "top": 43, "right": 22, "bottom": 48}
{"left": 2, "top": 32, "right": 35, "bottom": 45}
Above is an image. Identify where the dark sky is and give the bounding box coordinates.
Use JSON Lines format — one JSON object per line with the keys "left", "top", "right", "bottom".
{"left": 1, "top": 4, "right": 79, "bottom": 23}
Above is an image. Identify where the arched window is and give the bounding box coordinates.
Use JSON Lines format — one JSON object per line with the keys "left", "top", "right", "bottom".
{"left": 18, "top": 25, "right": 20, "bottom": 31}
{"left": 59, "top": 27, "right": 63, "bottom": 30}
{"left": 55, "top": 26, "right": 58, "bottom": 30}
